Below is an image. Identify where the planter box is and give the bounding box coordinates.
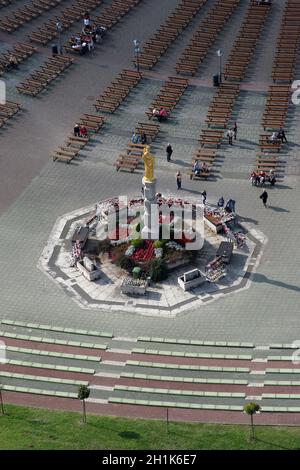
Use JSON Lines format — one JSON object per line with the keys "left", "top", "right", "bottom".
{"left": 76, "top": 260, "right": 101, "bottom": 281}
{"left": 204, "top": 216, "right": 223, "bottom": 234}
{"left": 121, "top": 278, "right": 147, "bottom": 296}
{"left": 178, "top": 269, "right": 206, "bottom": 291}
{"left": 166, "top": 258, "right": 188, "bottom": 270}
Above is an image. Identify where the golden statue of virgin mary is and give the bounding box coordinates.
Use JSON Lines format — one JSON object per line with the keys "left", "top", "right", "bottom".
{"left": 142, "top": 145, "right": 155, "bottom": 182}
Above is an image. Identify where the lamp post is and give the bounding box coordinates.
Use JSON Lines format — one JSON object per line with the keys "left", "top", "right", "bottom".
{"left": 217, "top": 49, "right": 223, "bottom": 84}
{"left": 0, "top": 385, "right": 4, "bottom": 415}
{"left": 56, "top": 19, "right": 63, "bottom": 55}
{"left": 133, "top": 39, "right": 140, "bottom": 72}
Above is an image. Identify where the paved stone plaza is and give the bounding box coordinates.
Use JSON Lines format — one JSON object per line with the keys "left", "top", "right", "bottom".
{"left": 1, "top": 0, "right": 300, "bottom": 423}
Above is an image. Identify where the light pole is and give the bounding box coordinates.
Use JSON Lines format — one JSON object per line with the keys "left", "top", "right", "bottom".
{"left": 217, "top": 49, "right": 223, "bottom": 84}
{"left": 133, "top": 39, "right": 140, "bottom": 72}
{"left": 0, "top": 385, "right": 4, "bottom": 415}
{"left": 56, "top": 19, "right": 63, "bottom": 55}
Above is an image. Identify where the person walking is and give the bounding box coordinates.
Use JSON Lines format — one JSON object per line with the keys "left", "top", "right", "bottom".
{"left": 166, "top": 143, "right": 173, "bottom": 162}
{"left": 233, "top": 122, "right": 237, "bottom": 140}
{"left": 227, "top": 128, "right": 234, "bottom": 145}
{"left": 260, "top": 190, "right": 268, "bottom": 207}
{"left": 201, "top": 190, "right": 207, "bottom": 205}
{"left": 176, "top": 171, "right": 182, "bottom": 190}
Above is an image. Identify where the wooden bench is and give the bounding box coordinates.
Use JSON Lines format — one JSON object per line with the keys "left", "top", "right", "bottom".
{"left": 189, "top": 169, "right": 211, "bottom": 180}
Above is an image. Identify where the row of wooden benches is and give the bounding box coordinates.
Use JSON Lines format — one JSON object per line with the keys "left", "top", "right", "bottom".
{"left": 261, "top": 1, "right": 300, "bottom": 129}
{"left": 262, "top": 85, "right": 291, "bottom": 131}
{"left": 223, "top": 0, "right": 271, "bottom": 82}
{"left": 205, "top": 82, "right": 240, "bottom": 131}
{"left": 0, "top": 101, "right": 21, "bottom": 129}
{"left": 146, "top": 76, "right": 189, "bottom": 120}
{"left": 93, "top": 69, "right": 143, "bottom": 113}
{"left": 93, "top": 0, "right": 141, "bottom": 30}
{"left": 254, "top": 0, "right": 300, "bottom": 175}
{"left": 114, "top": 122, "right": 160, "bottom": 172}
{"left": 16, "top": 54, "right": 73, "bottom": 96}
{"left": 53, "top": 114, "right": 105, "bottom": 163}
{"left": 0, "top": 42, "right": 37, "bottom": 76}
{"left": 28, "top": 0, "right": 102, "bottom": 45}
{"left": 0, "top": 0, "right": 63, "bottom": 33}
{"left": 175, "top": 0, "right": 240, "bottom": 76}
{"left": 253, "top": 153, "right": 284, "bottom": 174}
{"left": 134, "top": 0, "right": 208, "bottom": 70}
{"left": 272, "top": 0, "right": 300, "bottom": 84}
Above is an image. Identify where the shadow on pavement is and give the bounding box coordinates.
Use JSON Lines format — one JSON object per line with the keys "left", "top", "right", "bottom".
{"left": 267, "top": 205, "right": 290, "bottom": 213}
{"left": 252, "top": 273, "right": 300, "bottom": 293}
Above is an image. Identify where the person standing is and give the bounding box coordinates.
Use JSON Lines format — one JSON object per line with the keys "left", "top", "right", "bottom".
{"left": 233, "top": 122, "right": 237, "bottom": 140}
{"left": 74, "top": 124, "right": 80, "bottom": 137}
{"left": 227, "top": 128, "right": 234, "bottom": 145}
{"left": 278, "top": 127, "right": 288, "bottom": 144}
{"left": 166, "top": 143, "right": 173, "bottom": 162}
{"left": 260, "top": 190, "right": 268, "bottom": 207}
{"left": 176, "top": 171, "right": 182, "bottom": 190}
{"left": 217, "top": 196, "right": 224, "bottom": 208}
{"left": 201, "top": 190, "right": 207, "bottom": 205}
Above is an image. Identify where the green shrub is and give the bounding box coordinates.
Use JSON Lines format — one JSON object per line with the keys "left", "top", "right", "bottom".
{"left": 153, "top": 240, "right": 165, "bottom": 249}
{"left": 117, "top": 255, "right": 136, "bottom": 272}
{"left": 131, "top": 238, "right": 144, "bottom": 249}
{"left": 149, "top": 259, "right": 168, "bottom": 282}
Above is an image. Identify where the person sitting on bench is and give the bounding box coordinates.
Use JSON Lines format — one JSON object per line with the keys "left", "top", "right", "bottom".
{"left": 152, "top": 108, "right": 160, "bottom": 119}
{"left": 201, "top": 162, "right": 209, "bottom": 173}
{"left": 157, "top": 108, "right": 170, "bottom": 122}
{"left": 71, "top": 36, "right": 82, "bottom": 53}
{"left": 6, "top": 54, "right": 18, "bottom": 70}
{"left": 141, "top": 131, "right": 147, "bottom": 144}
{"left": 193, "top": 160, "right": 201, "bottom": 176}
{"left": 131, "top": 132, "right": 141, "bottom": 144}
{"left": 269, "top": 131, "right": 279, "bottom": 143}
{"left": 80, "top": 125, "right": 88, "bottom": 137}
{"left": 259, "top": 170, "right": 266, "bottom": 186}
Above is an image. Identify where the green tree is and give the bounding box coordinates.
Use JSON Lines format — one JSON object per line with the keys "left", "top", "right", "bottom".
{"left": 244, "top": 402, "right": 261, "bottom": 440}
{"left": 78, "top": 385, "right": 90, "bottom": 423}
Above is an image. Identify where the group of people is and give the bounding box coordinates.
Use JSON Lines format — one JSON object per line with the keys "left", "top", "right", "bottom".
{"left": 74, "top": 123, "right": 88, "bottom": 138}
{"left": 70, "top": 12, "right": 107, "bottom": 55}
{"left": 268, "top": 127, "right": 288, "bottom": 144}
{"left": 216, "top": 197, "right": 236, "bottom": 213}
{"left": 131, "top": 131, "right": 147, "bottom": 144}
{"left": 4, "top": 54, "right": 18, "bottom": 71}
{"left": 250, "top": 170, "right": 276, "bottom": 187}
{"left": 193, "top": 159, "right": 209, "bottom": 175}
{"left": 151, "top": 108, "right": 170, "bottom": 122}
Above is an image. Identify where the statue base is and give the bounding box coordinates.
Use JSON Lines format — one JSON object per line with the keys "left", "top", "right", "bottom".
{"left": 142, "top": 178, "right": 158, "bottom": 240}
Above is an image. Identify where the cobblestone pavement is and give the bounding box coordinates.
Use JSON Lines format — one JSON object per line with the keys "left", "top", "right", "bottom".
{"left": 0, "top": 0, "right": 300, "bottom": 347}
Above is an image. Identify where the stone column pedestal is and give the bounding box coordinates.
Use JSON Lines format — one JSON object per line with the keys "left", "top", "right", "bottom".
{"left": 141, "top": 177, "right": 158, "bottom": 239}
